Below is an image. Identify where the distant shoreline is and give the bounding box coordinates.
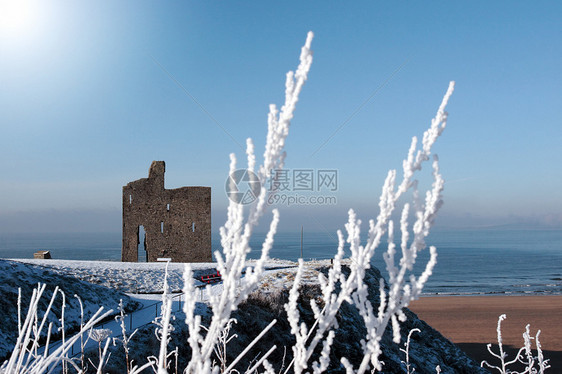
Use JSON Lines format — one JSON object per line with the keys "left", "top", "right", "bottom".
{"left": 418, "top": 293, "right": 562, "bottom": 297}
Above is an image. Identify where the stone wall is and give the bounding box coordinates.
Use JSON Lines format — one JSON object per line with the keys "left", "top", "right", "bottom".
{"left": 122, "top": 161, "right": 212, "bottom": 262}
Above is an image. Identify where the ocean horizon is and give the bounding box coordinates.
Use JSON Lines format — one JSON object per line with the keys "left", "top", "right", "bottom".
{"left": 1, "top": 228, "right": 560, "bottom": 297}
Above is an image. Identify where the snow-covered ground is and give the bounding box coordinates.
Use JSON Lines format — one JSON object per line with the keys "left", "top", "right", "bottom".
{"left": 1, "top": 257, "right": 301, "bottom": 362}
{"left": 0, "top": 259, "right": 139, "bottom": 360}
{"left": 1, "top": 258, "right": 486, "bottom": 373}
{"left": 12, "top": 258, "right": 299, "bottom": 294}
{"left": 12, "top": 258, "right": 217, "bottom": 293}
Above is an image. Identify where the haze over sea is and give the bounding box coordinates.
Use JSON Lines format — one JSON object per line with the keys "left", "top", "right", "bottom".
{"left": 0, "top": 228, "right": 560, "bottom": 297}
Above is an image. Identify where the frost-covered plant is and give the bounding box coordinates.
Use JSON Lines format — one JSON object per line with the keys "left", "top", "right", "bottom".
{"left": 482, "top": 314, "right": 551, "bottom": 374}
{"left": 89, "top": 329, "right": 112, "bottom": 359}
{"left": 400, "top": 328, "right": 420, "bottom": 374}
{"left": 150, "top": 262, "right": 176, "bottom": 374}
{"left": 213, "top": 318, "right": 238, "bottom": 373}
{"left": 1, "top": 284, "right": 112, "bottom": 374}
{"left": 285, "top": 81, "right": 455, "bottom": 373}
{"left": 113, "top": 299, "right": 141, "bottom": 374}
{"left": 141, "top": 31, "right": 455, "bottom": 374}
{"left": 88, "top": 328, "right": 112, "bottom": 374}
{"left": 179, "top": 31, "right": 314, "bottom": 374}
{"left": 74, "top": 295, "right": 89, "bottom": 373}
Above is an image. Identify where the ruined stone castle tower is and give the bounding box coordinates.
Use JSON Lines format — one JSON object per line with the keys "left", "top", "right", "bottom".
{"left": 122, "top": 161, "right": 211, "bottom": 262}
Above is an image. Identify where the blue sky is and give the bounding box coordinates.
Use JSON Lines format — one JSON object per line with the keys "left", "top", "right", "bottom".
{"left": 0, "top": 1, "right": 561, "bottom": 233}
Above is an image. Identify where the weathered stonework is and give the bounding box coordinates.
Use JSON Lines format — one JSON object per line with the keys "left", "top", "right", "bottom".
{"left": 122, "top": 161, "right": 211, "bottom": 263}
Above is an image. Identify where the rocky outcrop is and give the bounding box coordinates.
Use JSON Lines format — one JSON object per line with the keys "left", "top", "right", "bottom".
{"left": 225, "top": 264, "right": 488, "bottom": 373}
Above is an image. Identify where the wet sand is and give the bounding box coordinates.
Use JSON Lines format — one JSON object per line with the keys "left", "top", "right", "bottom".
{"left": 409, "top": 296, "right": 562, "bottom": 371}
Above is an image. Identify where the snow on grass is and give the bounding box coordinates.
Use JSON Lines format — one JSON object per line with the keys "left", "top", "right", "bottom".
{"left": 0, "top": 257, "right": 489, "bottom": 373}
{"left": 0, "top": 257, "right": 329, "bottom": 367}
{"left": 0, "top": 259, "right": 139, "bottom": 361}
{"left": 12, "top": 259, "right": 216, "bottom": 293}
{"left": 12, "top": 258, "right": 298, "bottom": 294}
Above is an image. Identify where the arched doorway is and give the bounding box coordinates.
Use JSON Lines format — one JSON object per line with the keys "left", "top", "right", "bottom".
{"left": 137, "top": 225, "right": 147, "bottom": 262}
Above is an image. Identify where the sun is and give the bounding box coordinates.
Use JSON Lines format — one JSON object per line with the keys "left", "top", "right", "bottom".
{"left": 0, "top": 0, "right": 36, "bottom": 37}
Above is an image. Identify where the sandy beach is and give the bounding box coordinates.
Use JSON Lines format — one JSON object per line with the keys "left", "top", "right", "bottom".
{"left": 409, "top": 296, "right": 562, "bottom": 371}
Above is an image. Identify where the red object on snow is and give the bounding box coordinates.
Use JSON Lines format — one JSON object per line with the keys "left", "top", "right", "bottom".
{"left": 200, "top": 270, "right": 221, "bottom": 283}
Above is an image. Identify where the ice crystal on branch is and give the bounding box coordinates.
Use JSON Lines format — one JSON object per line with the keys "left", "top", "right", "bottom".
{"left": 482, "top": 314, "right": 551, "bottom": 374}
{"left": 285, "top": 82, "right": 455, "bottom": 373}
{"left": 1, "top": 284, "right": 113, "bottom": 374}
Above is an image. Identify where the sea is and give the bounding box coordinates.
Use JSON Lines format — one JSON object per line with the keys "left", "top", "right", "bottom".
{"left": 0, "top": 229, "right": 560, "bottom": 297}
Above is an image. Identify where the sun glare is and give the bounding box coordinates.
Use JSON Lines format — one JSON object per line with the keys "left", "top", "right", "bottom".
{"left": 0, "top": 0, "right": 36, "bottom": 37}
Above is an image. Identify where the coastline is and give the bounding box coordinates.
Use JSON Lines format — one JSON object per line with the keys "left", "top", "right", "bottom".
{"left": 409, "top": 295, "right": 562, "bottom": 370}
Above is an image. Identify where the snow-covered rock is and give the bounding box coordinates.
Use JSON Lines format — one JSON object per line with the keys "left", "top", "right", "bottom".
{"left": 224, "top": 261, "right": 488, "bottom": 373}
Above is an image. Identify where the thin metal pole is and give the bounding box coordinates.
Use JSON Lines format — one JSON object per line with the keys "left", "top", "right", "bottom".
{"left": 300, "top": 226, "right": 303, "bottom": 259}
